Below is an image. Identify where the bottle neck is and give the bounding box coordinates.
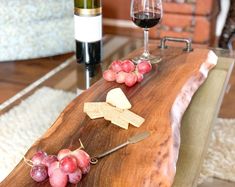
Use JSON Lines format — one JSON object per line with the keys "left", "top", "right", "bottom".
{"left": 74, "top": 0, "right": 101, "bottom": 9}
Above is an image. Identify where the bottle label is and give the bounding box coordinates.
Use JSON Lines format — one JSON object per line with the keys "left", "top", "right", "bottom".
{"left": 74, "top": 8, "right": 102, "bottom": 43}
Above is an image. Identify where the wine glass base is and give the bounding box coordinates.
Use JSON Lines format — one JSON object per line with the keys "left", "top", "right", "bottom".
{"left": 132, "top": 55, "right": 162, "bottom": 64}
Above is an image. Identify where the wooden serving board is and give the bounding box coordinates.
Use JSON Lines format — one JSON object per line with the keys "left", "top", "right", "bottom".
{"left": 2, "top": 48, "right": 218, "bottom": 187}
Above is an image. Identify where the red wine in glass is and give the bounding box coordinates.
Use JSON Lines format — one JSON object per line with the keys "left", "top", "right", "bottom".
{"left": 132, "top": 12, "right": 161, "bottom": 29}
{"left": 130, "top": 0, "right": 163, "bottom": 64}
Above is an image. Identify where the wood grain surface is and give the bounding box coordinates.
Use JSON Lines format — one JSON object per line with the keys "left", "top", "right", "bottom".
{"left": 1, "top": 48, "right": 217, "bottom": 187}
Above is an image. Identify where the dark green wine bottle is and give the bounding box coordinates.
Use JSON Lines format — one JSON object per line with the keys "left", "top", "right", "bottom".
{"left": 74, "top": 0, "right": 102, "bottom": 64}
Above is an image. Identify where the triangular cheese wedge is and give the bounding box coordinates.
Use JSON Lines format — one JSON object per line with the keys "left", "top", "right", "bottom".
{"left": 106, "top": 88, "right": 131, "bottom": 109}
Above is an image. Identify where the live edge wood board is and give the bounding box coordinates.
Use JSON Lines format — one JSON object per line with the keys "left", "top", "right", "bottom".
{"left": 2, "top": 47, "right": 232, "bottom": 187}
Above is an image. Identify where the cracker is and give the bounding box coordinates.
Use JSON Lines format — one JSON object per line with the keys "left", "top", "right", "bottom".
{"left": 83, "top": 102, "right": 106, "bottom": 113}
{"left": 111, "top": 117, "right": 129, "bottom": 129}
{"left": 84, "top": 101, "right": 144, "bottom": 129}
{"left": 102, "top": 104, "right": 122, "bottom": 121}
{"left": 86, "top": 111, "right": 104, "bottom": 119}
{"left": 119, "top": 110, "right": 145, "bottom": 127}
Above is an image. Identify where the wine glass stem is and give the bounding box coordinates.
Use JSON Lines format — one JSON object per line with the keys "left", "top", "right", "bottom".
{"left": 143, "top": 28, "right": 150, "bottom": 59}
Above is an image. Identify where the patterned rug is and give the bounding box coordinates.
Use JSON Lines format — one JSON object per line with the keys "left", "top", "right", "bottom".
{"left": 198, "top": 118, "right": 235, "bottom": 184}
{"left": 0, "top": 87, "right": 234, "bottom": 184}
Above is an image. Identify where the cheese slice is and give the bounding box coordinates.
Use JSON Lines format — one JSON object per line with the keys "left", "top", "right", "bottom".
{"left": 106, "top": 88, "right": 132, "bottom": 109}
{"left": 119, "top": 110, "right": 145, "bottom": 127}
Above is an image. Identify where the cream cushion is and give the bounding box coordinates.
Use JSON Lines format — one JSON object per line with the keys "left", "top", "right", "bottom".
{"left": 0, "top": 0, "right": 75, "bottom": 61}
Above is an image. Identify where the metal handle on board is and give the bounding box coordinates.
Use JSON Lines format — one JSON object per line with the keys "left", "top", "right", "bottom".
{"left": 159, "top": 37, "right": 193, "bottom": 52}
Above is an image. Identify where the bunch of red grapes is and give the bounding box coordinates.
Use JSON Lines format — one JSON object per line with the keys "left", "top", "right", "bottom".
{"left": 103, "top": 59, "right": 152, "bottom": 87}
{"left": 25, "top": 148, "right": 90, "bottom": 187}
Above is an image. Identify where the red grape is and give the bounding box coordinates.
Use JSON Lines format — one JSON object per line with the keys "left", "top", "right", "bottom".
{"left": 81, "top": 164, "right": 90, "bottom": 174}
{"left": 49, "top": 168, "right": 68, "bottom": 187}
{"left": 137, "top": 60, "right": 152, "bottom": 74}
{"left": 116, "top": 71, "right": 128, "bottom": 83}
{"left": 72, "top": 149, "right": 90, "bottom": 174}
{"left": 136, "top": 72, "right": 144, "bottom": 82}
{"left": 31, "top": 151, "right": 47, "bottom": 165}
{"left": 68, "top": 168, "right": 82, "bottom": 184}
{"left": 103, "top": 70, "right": 116, "bottom": 81}
{"left": 59, "top": 155, "right": 78, "bottom": 174}
{"left": 125, "top": 73, "right": 137, "bottom": 87}
{"left": 42, "top": 155, "right": 58, "bottom": 167}
{"left": 57, "top": 149, "right": 71, "bottom": 161}
{"left": 121, "top": 60, "right": 135, "bottom": 73}
{"left": 48, "top": 161, "right": 60, "bottom": 177}
{"left": 30, "top": 165, "right": 48, "bottom": 182}
{"left": 110, "top": 60, "right": 123, "bottom": 72}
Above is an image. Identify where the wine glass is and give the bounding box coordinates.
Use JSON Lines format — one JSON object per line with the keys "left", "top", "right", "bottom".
{"left": 131, "top": 0, "right": 163, "bottom": 63}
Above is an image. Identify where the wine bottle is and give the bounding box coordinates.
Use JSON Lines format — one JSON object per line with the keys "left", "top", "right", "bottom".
{"left": 74, "top": 0, "right": 102, "bottom": 64}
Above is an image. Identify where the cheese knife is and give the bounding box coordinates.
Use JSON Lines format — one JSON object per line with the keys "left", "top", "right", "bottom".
{"left": 90, "top": 131, "right": 150, "bottom": 164}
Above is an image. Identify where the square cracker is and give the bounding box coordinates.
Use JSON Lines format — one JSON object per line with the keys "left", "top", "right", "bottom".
{"left": 119, "top": 110, "right": 145, "bottom": 127}
{"left": 84, "top": 102, "right": 107, "bottom": 119}
{"left": 86, "top": 110, "right": 103, "bottom": 119}
{"left": 102, "top": 104, "right": 122, "bottom": 121}
{"left": 83, "top": 102, "right": 106, "bottom": 113}
{"left": 111, "top": 117, "right": 129, "bottom": 129}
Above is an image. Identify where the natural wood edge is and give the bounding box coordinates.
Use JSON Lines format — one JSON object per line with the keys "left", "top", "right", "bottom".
{"left": 169, "top": 51, "right": 218, "bottom": 186}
